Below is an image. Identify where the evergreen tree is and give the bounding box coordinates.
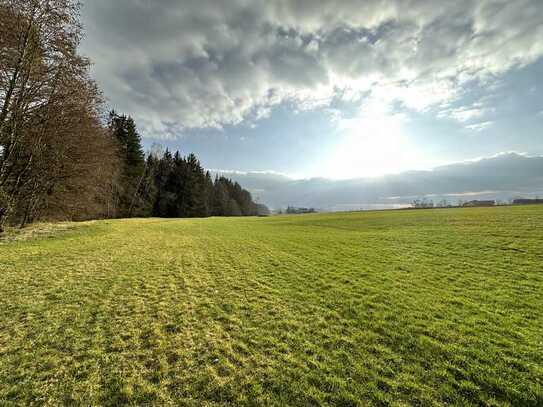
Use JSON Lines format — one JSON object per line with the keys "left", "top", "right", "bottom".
{"left": 183, "top": 153, "right": 208, "bottom": 217}
{"left": 151, "top": 149, "right": 173, "bottom": 217}
{"left": 212, "top": 177, "right": 230, "bottom": 216}
{"left": 142, "top": 151, "right": 259, "bottom": 219}
{"left": 109, "top": 112, "right": 146, "bottom": 217}
{"left": 204, "top": 171, "right": 214, "bottom": 216}
{"left": 165, "top": 151, "right": 185, "bottom": 217}
{"left": 228, "top": 198, "right": 242, "bottom": 216}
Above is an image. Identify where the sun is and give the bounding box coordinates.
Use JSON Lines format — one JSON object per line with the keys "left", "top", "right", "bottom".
{"left": 323, "top": 102, "right": 419, "bottom": 179}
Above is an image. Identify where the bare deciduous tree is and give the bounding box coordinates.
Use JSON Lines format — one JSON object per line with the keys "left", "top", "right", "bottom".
{"left": 0, "top": 0, "right": 120, "bottom": 227}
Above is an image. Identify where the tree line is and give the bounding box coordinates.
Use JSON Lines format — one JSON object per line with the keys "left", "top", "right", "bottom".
{"left": 108, "top": 111, "right": 260, "bottom": 219}
{"left": 0, "top": 0, "right": 261, "bottom": 230}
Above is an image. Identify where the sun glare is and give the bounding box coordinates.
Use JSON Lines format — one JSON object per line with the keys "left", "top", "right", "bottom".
{"left": 324, "top": 102, "right": 419, "bottom": 179}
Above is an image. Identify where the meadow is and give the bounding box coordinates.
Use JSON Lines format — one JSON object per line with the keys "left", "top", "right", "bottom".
{"left": 0, "top": 206, "right": 542, "bottom": 406}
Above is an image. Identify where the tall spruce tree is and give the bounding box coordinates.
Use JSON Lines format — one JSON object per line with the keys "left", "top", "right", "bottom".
{"left": 152, "top": 149, "right": 174, "bottom": 217}
{"left": 183, "top": 153, "right": 208, "bottom": 217}
{"left": 109, "top": 112, "right": 146, "bottom": 217}
{"left": 212, "top": 176, "right": 230, "bottom": 216}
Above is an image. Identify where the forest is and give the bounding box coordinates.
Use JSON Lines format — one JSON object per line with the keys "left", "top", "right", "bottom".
{"left": 0, "top": 0, "right": 260, "bottom": 230}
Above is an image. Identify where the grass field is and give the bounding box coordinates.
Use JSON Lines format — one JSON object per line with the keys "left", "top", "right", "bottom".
{"left": 1, "top": 206, "right": 542, "bottom": 406}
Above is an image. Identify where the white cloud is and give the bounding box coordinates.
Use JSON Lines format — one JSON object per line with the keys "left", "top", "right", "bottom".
{"left": 447, "top": 107, "right": 485, "bottom": 123}
{"left": 465, "top": 121, "right": 494, "bottom": 132}
{"left": 438, "top": 102, "right": 495, "bottom": 127}
{"left": 81, "top": 0, "right": 543, "bottom": 135}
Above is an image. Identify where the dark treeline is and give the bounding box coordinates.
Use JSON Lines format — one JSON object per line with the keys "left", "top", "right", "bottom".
{"left": 147, "top": 151, "right": 259, "bottom": 218}
{"left": 109, "top": 111, "right": 259, "bottom": 218}
{"left": 0, "top": 0, "right": 260, "bottom": 230}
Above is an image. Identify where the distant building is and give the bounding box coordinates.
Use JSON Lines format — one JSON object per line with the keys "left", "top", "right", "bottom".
{"left": 513, "top": 198, "right": 543, "bottom": 205}
{"left": 462, "top": 200, "right": 495, "bottom": 207}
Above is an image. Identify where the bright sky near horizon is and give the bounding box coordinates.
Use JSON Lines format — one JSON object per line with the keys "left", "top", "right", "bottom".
{"left": 81, "top": 0, "right": 543, "bottom": 180}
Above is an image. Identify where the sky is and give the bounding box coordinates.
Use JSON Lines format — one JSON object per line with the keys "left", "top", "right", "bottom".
{"left": 217, "top": 153, "right": 543, "bottom": 210}
{"left": 80, "top": 0, "right": 543, "bottom": 184}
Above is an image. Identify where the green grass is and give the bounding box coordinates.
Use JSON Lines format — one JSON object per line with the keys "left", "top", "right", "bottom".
{"left": 1, "top": 206, "right": 542, "bottom": 406}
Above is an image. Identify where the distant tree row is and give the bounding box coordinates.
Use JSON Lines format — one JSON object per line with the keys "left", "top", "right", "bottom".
{"left": 285, "top": 206, "right": 316, "bottom": 214}
{"left": 0, "top": 0, "right": 261, "bottom": 230}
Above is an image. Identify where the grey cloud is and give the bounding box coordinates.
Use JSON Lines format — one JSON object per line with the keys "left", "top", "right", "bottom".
{"left": 217, "top": 153, "right": 543, "bottom": 210}
{"left": 81, "top": 0, "right": 543, "bottom": 134}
